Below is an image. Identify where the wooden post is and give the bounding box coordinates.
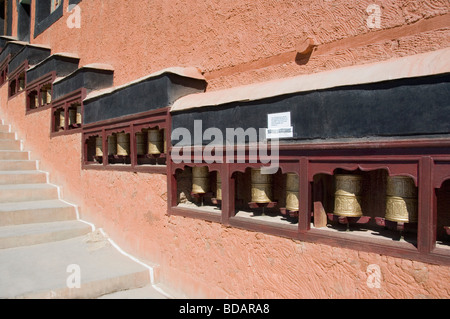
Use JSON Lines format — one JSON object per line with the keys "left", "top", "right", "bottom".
{"left": 299, "top": 157, "right": 310, "bottom": 233}
{"left": 313, "top": 178, "right": 328, "bottom": 228}
{"left": 418, "top": 156, "right": 436, "bottom": 254}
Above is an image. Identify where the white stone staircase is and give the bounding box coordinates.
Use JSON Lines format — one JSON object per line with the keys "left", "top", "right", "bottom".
{"left": 0, "top": 120, "right": 169, "bottom": 299}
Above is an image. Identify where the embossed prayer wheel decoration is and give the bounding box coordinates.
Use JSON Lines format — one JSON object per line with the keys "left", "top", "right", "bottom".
{"left": 334, "top": 174, "right": 364, "bottom": 217}
{"left": 116, "top": 132, "right": 130, "bottom": 156}
{"left": 136, "top": 132, "right": 145, "bottom": 155}
{"left": 216, "top": 172, "right": 222, "bottom": 201}
{"left": 192, "top": 166, "right": 210, "bottom": 194}
{"left": 148, "top": 128, "right": 164, "bottom": 155}
{"left": 95, "top": 137, "right": 103, "bottom": 157}
{"left": 286, "top": 173, "right": 299, "bottom": 211}
{"left": 251, "top": 168, "right": 273, "bottom": 204}
{"left": 385, "top": 176, "right": 418, "bottom": 223}
{"left": 107, "top": 134, "right": 117, "bottom": 156}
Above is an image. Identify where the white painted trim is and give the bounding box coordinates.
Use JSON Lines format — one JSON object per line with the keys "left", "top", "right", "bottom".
{"left": 171, "top": 47, "right": 450, "bottom": 112}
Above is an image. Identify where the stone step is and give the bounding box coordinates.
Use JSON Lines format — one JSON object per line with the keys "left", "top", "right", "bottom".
{"left": 0, "top": 231, "right": 151, "bottom": 299}
{"left": 98, "top": 284, "right": 168, "bottom": 299}
{"left": 0, "top": 160, "right": 37, "bottom": 171}
{"left": 0, "top": 139, "right": 20, "bottom": 151}
{"left": 0, "top": 199, "right": 77, "bottom": 226}
{"left": 0, "top": 184, "right": 59, "bottom": 203}
{"left": 0, "top": 124, "right": 10, "bottom": 133}
{"left": 0, "top": 170, "right": 47, "bottom": 185}
{"left": 0, "top": 150, "right": 29, "bottom": 160}
{"left": 0, "top": 220, "right": 92, "bottom": 249}
{"left": 0, "top": 132, "right": 16, "bottom": 140}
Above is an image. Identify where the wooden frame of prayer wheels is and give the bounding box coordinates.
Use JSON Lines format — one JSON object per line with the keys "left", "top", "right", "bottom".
{"left": 251, "top": 168, "right": 273, "bottom": 204}
{"left": 385, "top": 176, "right": 418, "bottom": 223}
{"left": 192, "top": 166, "right": 210, "bottom": 195}
{"left": 334, "top": 174, "right": 364, "bottom": 217}
{"left": 216, "top": 172, "right": 222, "bottom": 201}
{"left": 82, "top": 107, "right": 169, "bottom": 172}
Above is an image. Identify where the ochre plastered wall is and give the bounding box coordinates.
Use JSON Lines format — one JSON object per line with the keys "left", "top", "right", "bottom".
{"left": 0, "top": 0, "right": 449, "bottom": 298}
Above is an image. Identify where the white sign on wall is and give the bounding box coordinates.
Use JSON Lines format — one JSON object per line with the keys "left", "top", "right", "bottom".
{"left": 266, "top": 112, "right": 293, "bottom": 139}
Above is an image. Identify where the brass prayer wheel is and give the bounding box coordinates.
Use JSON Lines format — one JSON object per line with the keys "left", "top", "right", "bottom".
{"left": 108, "top": 134, "right": 117, "bottom": 156}
{"left": 192, "top": 166, "right": 210, "bottom": 194}
{"left": 95, "top": 137, "right": 103, "bottom": 157}
{"left": 34, "top": 94, "right": 39, "bottom": 108}
{"left": 59, "top": 110, "right": 65, "bottom": 129}
{"left": 41, "top": 86, "right": 51, "bottom": 105}
{"left": 116, "top": 132, "right": 130, "bottom": 156}
{"left": 18, "top": 75, "right": 25, "bottom": 91}
{"left": 69, "top": 109, "right": 77, "bottom": 126}
{"left": 385, "top": 176, "right": 418, "bottom": 223}
{"left": 76, "top": 104, "right": 82, "bottom": 124}
{"left": 334, "top": 174, "right": 363, "bottom": 217}
{"left": 136, "top": 132, "right": 146, "bottom": 155}
{"left": 216, "top": 172, "right": 222, "bottom": 201}
{"left": 251, "top": 168, "right": 273, "bottom": 204}
{"left": 286, "top": 173, "right": 299, "bottom": 211}
{"left": 47, "top": 90, "right": 52, "bottom": 104}
{"left": 148, "top": 128, "right": 164, "bottom": 155}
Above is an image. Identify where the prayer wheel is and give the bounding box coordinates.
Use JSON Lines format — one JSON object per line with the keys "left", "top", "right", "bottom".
{"left": 34, "top": 94, "right": 39, "bottom": 108}
{"left": 334, "top": 174, "right": 363, "bottom": 217}
{"left": 251, "top": 168, "right": 273, "bottom": 204}
{"left": 95, "top": 137, "right": 103, "bottom": 157}
{"left": 286, "top": 173, "right": 299, "bottom": 211}
{"left": 69, "top": 109, "right": 77, "bottom": 126}
{"left": 76, "top": 104, "right": 82, "bottom": 124}
{"left": 47, "top": 90, "right": 52, "bottom": 104}
{"left": 216, "top": 172, "right": 222, "bottom": 201}
{"left": 148, "top": 128, "right": 164, "bottom": 155}
{"left": 192, "top": 166, "right": 210, "bottom": 194}
{"left": 42, "top": 89, "right": 51, "bottom": 105}
{"left": 116, "top": 132, "right": 130, "bottom": 156}
{"left": 108, "top": 134, "right": 117, "bottom": 156}
{"left": 59, "top": 110, "right": 65, "bottom": 129}
{"left": 18, "top": 75, "right": 25, "bottom": 91}
{"left": 385, "top": 176, "right": 418, "bottom": 223}
{"left": 136, "top": 132, "right": 146, "bottom": 155}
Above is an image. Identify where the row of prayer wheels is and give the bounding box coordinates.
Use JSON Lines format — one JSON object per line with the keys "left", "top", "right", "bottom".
{"left": 58, "top": 105, "right": 82, "bottom": 129}
{"left": 95, "top": 128, "right": 165, "bottom": 157}
{"left": 250, "top": 169, "right": 299, "bottom": 211}
{"left": 190, "top": 167, "right": 300, "bottom": 212}
{"left": 333, "top": 174, "right": 418, "bottom": 223}
{"left": 31, "top": 86, "right": 52, "bottom": 108}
